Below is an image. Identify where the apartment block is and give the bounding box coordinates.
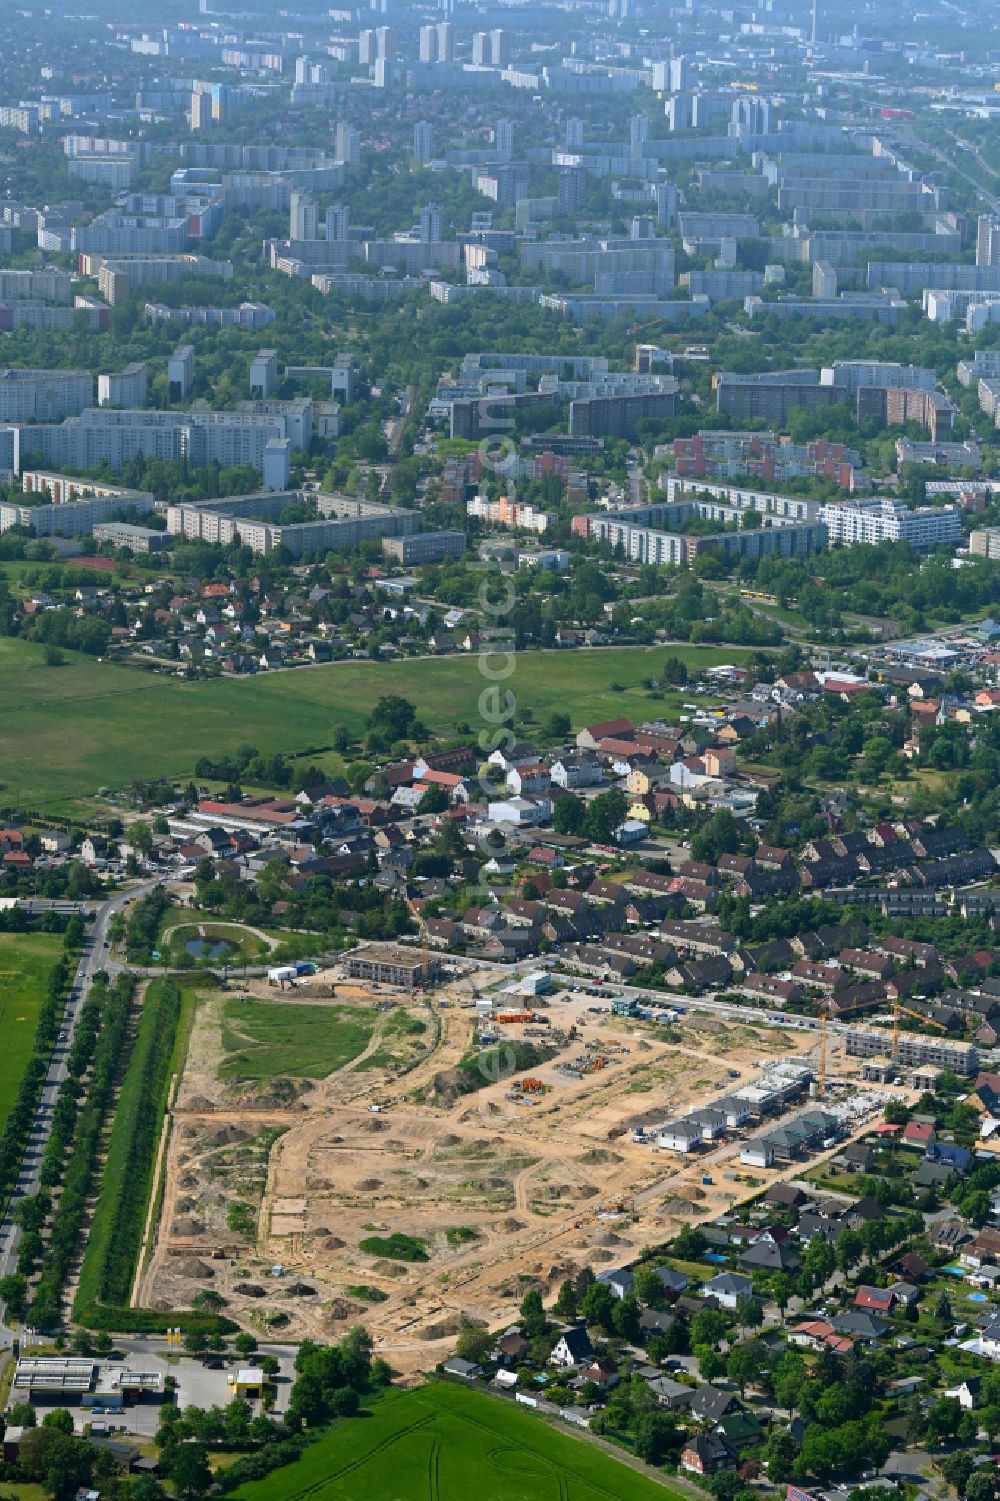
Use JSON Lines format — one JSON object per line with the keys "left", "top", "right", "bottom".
{"left": 9, "top": 407, "right": 298, "bottom": 478}
{"left": 715, "top": 370, "right": 843, "bottom": 424}
{"left": 855, "top": 385, "right": 955, "bottom": 443}
{"left": 969, "top": 528, "right": 1000, "bottom": 560}
{"left": 98, "top": 363, "right": 147, "bottom": 409}
{"left": 167, "top": 491, "right": 421, "bottom": 558}
{"left": 1, "top": 480, "right": 154, "bottom": 537}
{"left": 168, "top": 346, "right": 194, "bottom": 402}
{"left": 0, "top": 369, "right": 93, "bottom": 423}
{"left": 819, "top": 498, "right": 961, "bottom": 550}
{"left": 381, "top": 530, "right": 466, "bottom": 564}
{"left": 92, "top": 521, "right": 170, "bottom": 553}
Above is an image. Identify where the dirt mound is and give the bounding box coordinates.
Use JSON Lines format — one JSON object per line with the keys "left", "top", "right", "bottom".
{"left": 596, "top": 1232, "right": 624, "bottom": 1247}
{"left": 457, "top": 1100, "right": 501, "bottom": 1122}
{"left": 498, "top": 1218, "right": 525, "bottom": 1233}
{"left": 323, "top": 1297, "right": 362, "bottom": 1323}
{"left": 177, "top": 1196, "right": 198, "bottom": 1214}
{"left": 241, "top": 1077, "right": 312, "bottom": 1108}
{"left": 371, "top": 1260, "right": 408, "bottom": 1278}
{"left": 205, "top": 1125, "right": 251, "bottom": 1148}
{"left": 421, "top": 1314, "right": 465, "bottom": 1340}
{"left": 180, "top": 1174, "right": 200, "bottom": 1190}
{"left": 233, "top": 1282, "right": 267, "bottom": 1298}
{"left": 361, "top": 1118, "right": 388, "bottom": 1133}
{"left": 578, "top": 1148, "right": 622, "bottom": 1165}
{"left": 182, "top": 1095, "right": 216, "bottom": 1112}
{"left": 284, "top": 1281, "right": 317, "bottom": 1297}
{"left": 430, "top": 1067, "right": 470, "bottom": 1105}
{"left": 322, "top": 1236, "right": 346, "bottom": 1251}
{"left": 576, "top": 1185, "right": 599, "bottom": 1199}
{"left": 357, "top": 1178, "right": 382, "bottom": 1191}
{"left": 439, "top": 1133, "right": 461, "bottom": 1147}
{"left": 174, "top": 1216, "right": 205, "bottom": 1237}
{"left": 177, "top": 1257, "right": 214, "bottom": 1280}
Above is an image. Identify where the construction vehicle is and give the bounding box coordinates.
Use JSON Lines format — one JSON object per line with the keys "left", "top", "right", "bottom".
{"left": 891, "top": 1001, "right": 947, "bottom": 1062}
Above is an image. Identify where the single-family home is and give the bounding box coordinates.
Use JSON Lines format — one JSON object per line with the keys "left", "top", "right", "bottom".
{"left": 550, "top": 1327, "right": 594, "bottom": 1368}
{"left": 701, "top": 1272, "right": 753, "bottom": 1310}
{"left": 680, "top": 1432, "right": 734, "bottom": 1475}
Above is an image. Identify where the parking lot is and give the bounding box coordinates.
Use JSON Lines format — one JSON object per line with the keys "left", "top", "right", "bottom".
{"left": 10, "top": 1341, "right": 298, "bottom": 1438}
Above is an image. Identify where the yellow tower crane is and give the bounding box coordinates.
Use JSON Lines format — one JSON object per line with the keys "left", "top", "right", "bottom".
{"left": 404, "top": 894, "right": 431, "bottom": 986}
{"left": 891, "top": 1001, "right": 947, "bottom": 1063}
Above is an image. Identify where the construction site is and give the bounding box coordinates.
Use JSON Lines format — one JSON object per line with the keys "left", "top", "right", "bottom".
{"left": 137, "top": 952, "right": 914, "bottom": 1376}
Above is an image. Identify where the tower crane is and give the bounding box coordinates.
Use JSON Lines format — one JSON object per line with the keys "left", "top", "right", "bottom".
{"left": 891, "top": 1001, "right": 947, "bottom": 1063}
{"left": 404, "top": 894, "right": 431, "bottom": 986}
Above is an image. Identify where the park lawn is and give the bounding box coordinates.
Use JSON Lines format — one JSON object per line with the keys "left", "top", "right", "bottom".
{"left": 219, "top": 998, "right": 376, "bottom": 1081}
{"left": 236, "top": 1382, "right": 685, "bottom": 1501}
{"left": 0, "top": 636, "right": 756, "bottom": 815}
{"left": 0, "top": 931, "right": 64, "bottom": 1133}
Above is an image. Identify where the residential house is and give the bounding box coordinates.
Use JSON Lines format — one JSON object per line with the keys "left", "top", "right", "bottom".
{"left": 680, "top": 1433, "right": 735, "bottom": 1475}
{"left": 701, "top": 1272, "right": 753, "bottom": 1310}
{"left": 550, "top": 1327, "right": 594, "bottom": 1367}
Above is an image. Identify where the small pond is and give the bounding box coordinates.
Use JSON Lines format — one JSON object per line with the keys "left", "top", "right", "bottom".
{"left": 186, "top": 938, "right": 234, "bottom": 960}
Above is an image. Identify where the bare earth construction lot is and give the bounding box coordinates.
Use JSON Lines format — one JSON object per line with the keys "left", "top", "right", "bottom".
{"left": 140, "top": 965, "right": 806, "bottom": 1374}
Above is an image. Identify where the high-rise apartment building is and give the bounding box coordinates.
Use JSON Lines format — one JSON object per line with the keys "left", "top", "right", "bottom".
{"left": 419, "top": 203, "right": 443, "bottom": 243}
{"left": 289, "top": 192, "right": 318, "bottom": 241}
{"left": 336, "top": 122, "right": 361, "bottom": 164}
{"left": 418, "top": 24, "right": 437, "bottom": 62}
{"left": 978, "top": 215, "right": 1000, "bottom": 268}
{"left": 325, "top": 203, "right": 349, "bottom": 241}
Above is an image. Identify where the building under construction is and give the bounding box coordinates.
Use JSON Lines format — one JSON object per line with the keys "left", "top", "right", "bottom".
{"left": 844, "top": 1026, "right": 977, "bottom": 1075}
{"left": 345, "top": 943, "right": 440, "bottom": 988}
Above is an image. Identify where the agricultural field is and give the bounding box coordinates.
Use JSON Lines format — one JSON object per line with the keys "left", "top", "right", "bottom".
{"left": 236, "top": 1382, "right": 684, "bottom": 1501}
{"left": 219, "top": 999, "right": 377, "bottom": 1082}
{"left": 0, "top": 931, "right": 65, "bottom": 1134}
{"left": 0, "top": 636, "right": 755, "bottom": 814}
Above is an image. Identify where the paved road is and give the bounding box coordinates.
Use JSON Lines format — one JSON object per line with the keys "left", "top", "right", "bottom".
{"left": 0, "top": 879, "right": 161, "bottom": 1344}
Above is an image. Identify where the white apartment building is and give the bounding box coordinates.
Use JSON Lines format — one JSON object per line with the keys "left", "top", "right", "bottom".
{"left": 6, "top": 407, "right": 291, "bottom": 477}
{"left": 820, "top": 498, "right": 962, "bottom": 549}
{"left": 465, "top": 496, "right": 550, "bottom": 533}
{"left": 98, "top": 362, "right": 147, "bottom": 408}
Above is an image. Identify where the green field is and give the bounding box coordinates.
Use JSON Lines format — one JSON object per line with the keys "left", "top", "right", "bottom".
{"left": 219, "top": 998, "right": 376, "bottom": 1080}
{"left": 0, "top": 636, "right": 754, "bottom": 813}
{"left": 236, "top": 1382, "right": 684, "bottom": 1501}
{"left": 0, "top": 932, "right": 64, "bottom": 1133}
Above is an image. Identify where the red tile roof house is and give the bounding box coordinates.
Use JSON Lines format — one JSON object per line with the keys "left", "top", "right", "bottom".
{"left": 576, "top": 717, "right": 634, "bottom": 750}
{"left": 903, "top": 1121, "right": 935, "bottom": 1146}
{"left": 855, "top": 1286, "right": 895, "bottom": 1313}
